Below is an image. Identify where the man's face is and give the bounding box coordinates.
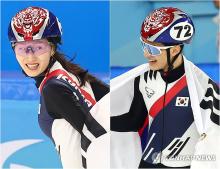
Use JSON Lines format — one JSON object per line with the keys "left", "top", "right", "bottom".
{"left": 141, "top": 38, "right": 171, "bottom": 71}
{"left": 141, "top": 38, "right": 181, "bottom": 71}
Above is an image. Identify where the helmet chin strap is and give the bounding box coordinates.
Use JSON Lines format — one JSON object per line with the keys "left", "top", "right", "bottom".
{"left": 165, "top": 45, "right": 184, "bottom": 72}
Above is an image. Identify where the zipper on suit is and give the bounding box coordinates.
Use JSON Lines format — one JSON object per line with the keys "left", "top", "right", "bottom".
{"left": 160, "top": 76, "right": 168, "bottom": 163}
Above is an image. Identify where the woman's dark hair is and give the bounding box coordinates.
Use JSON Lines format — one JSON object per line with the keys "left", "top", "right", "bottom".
{"left": 53, "top": 51, "right": 100, "bottom": 86}
{"left": 48, "top": 37, "right": 105, "bottom": 87}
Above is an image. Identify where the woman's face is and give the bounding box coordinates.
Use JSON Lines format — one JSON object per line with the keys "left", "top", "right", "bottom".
{"left": 14, "top": 39, "right": 53, "bottom": 77}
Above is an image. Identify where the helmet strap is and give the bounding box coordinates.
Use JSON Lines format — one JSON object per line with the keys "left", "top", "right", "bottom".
{"left": 166, "top": 45, "right": 184, "bottom": 72}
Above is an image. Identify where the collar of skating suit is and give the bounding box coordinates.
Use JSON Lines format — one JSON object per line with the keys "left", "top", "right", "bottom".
{"left": 38, "top": 61, "right": 96, "bottom": 106}
{"left": 160, "top": 62, "right": 185, "bottom": 83}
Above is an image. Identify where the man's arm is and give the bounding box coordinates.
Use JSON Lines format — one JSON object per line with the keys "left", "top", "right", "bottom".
{"left": 111, "top": 76, "right": 148, "bottom": 132}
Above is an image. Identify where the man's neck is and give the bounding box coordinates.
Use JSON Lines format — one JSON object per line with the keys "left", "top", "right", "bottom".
{"left": 160, "top": 60, "right": 185, "bottom": 83}
{"left": 163, "top": 54, "right": 183, "bottom": 72}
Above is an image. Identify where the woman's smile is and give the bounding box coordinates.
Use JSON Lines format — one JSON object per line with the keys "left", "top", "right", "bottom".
{"left": 26, "top": 63, "right": 40, "bottom": 70}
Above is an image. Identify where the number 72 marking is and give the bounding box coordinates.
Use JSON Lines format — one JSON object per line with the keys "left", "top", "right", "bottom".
{"left": 174, "top": 25, "right": 192, "bottom": 38}
{"left": 170, "top": 23, "right": 194, "bottom": 41}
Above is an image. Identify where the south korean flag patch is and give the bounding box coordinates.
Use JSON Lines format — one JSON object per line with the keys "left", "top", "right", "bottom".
{"left": 175, "top": 97, "right": 189, "bottom": 107}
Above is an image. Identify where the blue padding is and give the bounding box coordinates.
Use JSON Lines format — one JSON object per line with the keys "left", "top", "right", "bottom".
{"left": 2, "top": 64, "right": 218, "bottom": 100}
{"left": 1, "top": 77, "right": 40, "bottom": 100}
{"left": 1, "top": 72, "right": 109, "bottom": 100}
